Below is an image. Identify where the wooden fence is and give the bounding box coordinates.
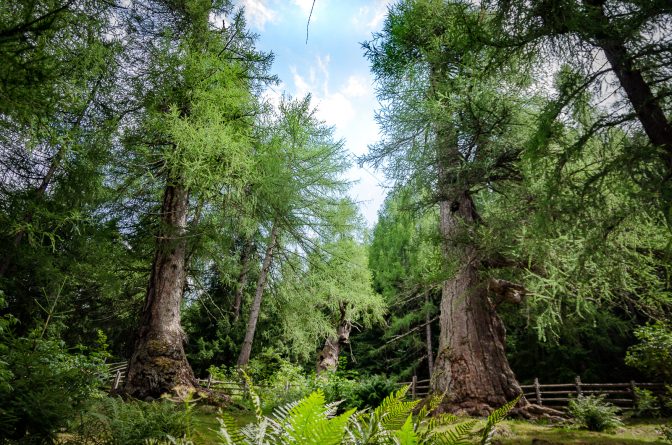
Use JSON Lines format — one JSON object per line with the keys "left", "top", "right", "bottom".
{"left": 396, "top": 375, "right": 667, "bottom": 409}
{"left": 397, "top": 376, "right": 431, "bottom": 399}
{"left": 106, "top": 361, "right": 263, "bottom": 396}
{"left": 107, "top": 363, "right": 666, "bottom": 410}
{"left": 520, "top": 377, "right": 667, "bottom": 409}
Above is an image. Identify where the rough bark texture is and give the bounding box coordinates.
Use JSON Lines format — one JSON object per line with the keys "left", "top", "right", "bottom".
{"left": 431, "top": 191, "right": 524, "bottom": 416}
{"left": 123, "top": 180, "right": 197, "bottom": 400}
{"left": 232, "top": 240, "right": 253, "bottom": 322}
{"left": 316, "top": 302, "right": 352, "bottom": 375}
{"left": 237, "top": 224, "right": 277, "bottom": 367}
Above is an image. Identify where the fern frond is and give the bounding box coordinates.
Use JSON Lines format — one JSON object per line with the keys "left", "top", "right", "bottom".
{"left": 216, "top": 411, "right": 244, "bottom": 445}
{"left": 395, "top": 414, "right": 419, "bottom": 445}
{"left": 480, "top": 395, "right": 521, "bottom": 445}
{"left": 240, "top": 370, "right": 264, "bottom": 422}
{"left": 432, "top": 419, "right": 477, "bottom": 445}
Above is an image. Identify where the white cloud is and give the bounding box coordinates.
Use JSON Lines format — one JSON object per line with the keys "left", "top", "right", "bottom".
{"left": 293, "top": 0, "right": 315, "bottom": 16}
{"left": 239, "top": 0, "right": 277, "bottom": 30}
{"left": 290, "top": 68, "right": 311, "bottom": 97}
{"left": 315, "top": 93, "right": 355, "bottom": 130}
{"left": 289, "top": 56, "right": 357, "bottom": 129}
{"left": 351, "top": 1, "right": 390, "bottom": 32}
{"left": 343, "top": 75, "right": 369, "bottom": 98}
{"left": 287, "top": 54, "right": 386, "bottom": 226}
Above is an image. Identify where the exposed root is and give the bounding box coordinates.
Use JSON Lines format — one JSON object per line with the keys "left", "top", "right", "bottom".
{"left": 511, "top": 402, "right": 565, "bottom": 422}
{"left": 432, "top": 398, "right": 565, "bottom": 421}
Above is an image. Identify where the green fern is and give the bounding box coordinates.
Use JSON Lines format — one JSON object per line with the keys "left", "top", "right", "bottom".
{"left": 479, "top": 395, "right": 521, "bottom": 445}
{"left": 431, "top": 419, "right": 478, "bottom": 445}
{"left": 215, "top": 379, "right": 520, "bottom": 445}
{"left": 215, "top": 411, "right": 244, "bottom": 445}
{"left": 395, "top": 415, "right": 419, "bottom": 445}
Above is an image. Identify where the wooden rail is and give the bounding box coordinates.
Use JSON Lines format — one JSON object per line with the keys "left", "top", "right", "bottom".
{"left": 519, "top": 377, "right": 667, "bottom": 409}
{"left": 105, "top": 361, "right": 264, "bottom": 395}
{"left": 397, "top": 376, "right": 431, "bottom": 399}
{"left": 395, "top": 376, "right": 667, "bottom": 408}
{"left": 107, "top": 364, "right": 664, "bottom": 410}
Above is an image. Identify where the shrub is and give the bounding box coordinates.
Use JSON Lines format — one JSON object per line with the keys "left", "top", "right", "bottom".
{"left": 66, "top": 396, "right": 192, "bottom": 445}
{"left": 348, "top": 374, "right": 398, "bottom": 410}
{"left": 633, "top": 387, "right": 660, "bottom": 417}
{"left": 625, "top": 322, "right": 672, "bottom": 382}
{"left": 568, "top": 395, "right": 623, "bottom": 432}
{"left": 0, "top": 294, "right": 105, "bottom": 444}
{"left": 313, "top": 372, "right": 360, "bottom": 410}
{"left": 257, "top": 359, "right": 312, "bottom": 411}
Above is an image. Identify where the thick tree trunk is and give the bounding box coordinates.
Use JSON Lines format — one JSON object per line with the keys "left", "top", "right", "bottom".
{"left": 232, "top": 239, "right": 253, "bottom": 322}
{"left": 316, "top": 302, "right": 352, "bottom": 375}
{"left": 428, "top": 87, "right": 525, "bottom": 412}
{"left": 237, "top": 224, "right": 277, "bottom": 367}
{"left": 431, "top": 192, "right": 524, "bottom": 416}
{"left": 584, "top": 0, "right": 672, "bottom": 172}
{"left": 123, "top": 180, "right": 197, "bottom": 400}
{"left": 425, "top": 293, "right": 434, "bottom": 378}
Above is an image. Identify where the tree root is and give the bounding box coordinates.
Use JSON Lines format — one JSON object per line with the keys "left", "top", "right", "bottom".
{"left": 511, "top": 402, "right": 565, "bottom": 422}
{"left": 433, "top": 398, "right": 565, "bottom": 421}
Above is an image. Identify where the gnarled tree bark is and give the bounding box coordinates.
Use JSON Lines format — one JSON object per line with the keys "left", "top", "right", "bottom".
{"left": 431, "top": 190, "right": 525, "bottom": 416}
{"left": 316, "top": 302, "right": 352, "bottom": 375}
{"left": 122, "top": 179, "right": 197, "bottom": 400}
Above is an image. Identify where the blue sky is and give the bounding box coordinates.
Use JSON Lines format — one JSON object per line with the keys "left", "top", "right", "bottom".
{"left": 235, "top": 0, "right": 392, "bottom": 226}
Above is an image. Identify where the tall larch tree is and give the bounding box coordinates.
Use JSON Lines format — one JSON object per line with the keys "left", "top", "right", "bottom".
{"left": 236, "top": 95, "right": 351, "bottom": 367}
{"left": 120, "top": 0, "right": 273, "bottom": 399}
{"left": 363, "top": 0, "right": 559, "bottom": 416}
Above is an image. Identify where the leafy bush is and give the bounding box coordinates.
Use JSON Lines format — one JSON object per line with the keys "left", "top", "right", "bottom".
{"left": 0, "top": 294, "right": 106, "bottom": 444}
{"left": 348, "top": 374, "right": 398, "bottom": 410}
{"left": 66, "top": 396, "right": 192, "bottom": 445}
{"left": 625, "top": 322, "right": 672, "bottom": 382}
{"left": 257, "top": 359, "right": 312, "bottom": 410}
{"left": 568, "top": 395, "right": 623, "bottom": 432}
{"left": 314, "top": 372, "right": 361, "bottom": 410}
{"left": 633, "top": 387, "right": 660, "bottom": 417}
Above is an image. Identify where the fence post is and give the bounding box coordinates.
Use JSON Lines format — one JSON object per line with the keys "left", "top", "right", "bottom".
{"left": 575, "top": 376, "right": 583, "bottom": 397}
{"left": 630, "top": 380, "right": 638, "bottom": 408}
{"left": 112, "top": 369, "right": 122, "bottom": 391}
{"left": 206, "top": 373, "right": 212, "bottom": 389}
{"left": 533, "top": 377, "right": 542, "bottom": 405}
{"left": 411, "top": 375, "right": 417, "bottom": 399}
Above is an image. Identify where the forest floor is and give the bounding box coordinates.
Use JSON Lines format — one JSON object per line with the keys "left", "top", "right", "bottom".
{"left": 190, "top": 409, "right": 669, "bottom": 444}
{"left": 490, "top": 418, "right": 668, "bottom": 445}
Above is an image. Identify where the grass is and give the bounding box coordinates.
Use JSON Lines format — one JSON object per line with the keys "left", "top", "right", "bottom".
{"left": 191, "top": 407, "right": 255, "bottom": 444}
{"left": 491, "top": 418, "right": 670, "bottom": 445}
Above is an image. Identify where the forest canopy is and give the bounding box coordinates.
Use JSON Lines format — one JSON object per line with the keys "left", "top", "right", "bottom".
{"left": 0, "top": 0, "right": 671, "bottom": 442}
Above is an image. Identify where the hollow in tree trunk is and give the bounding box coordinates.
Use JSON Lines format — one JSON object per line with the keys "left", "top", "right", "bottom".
{"left": 316, "top": 302, "right": 352, "bottom": 375}
{"left": 237, "top": 224, "right": 277, "bottom": 367}
{"left": 123, "top": 180, "right": 197, "bottom": 400}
